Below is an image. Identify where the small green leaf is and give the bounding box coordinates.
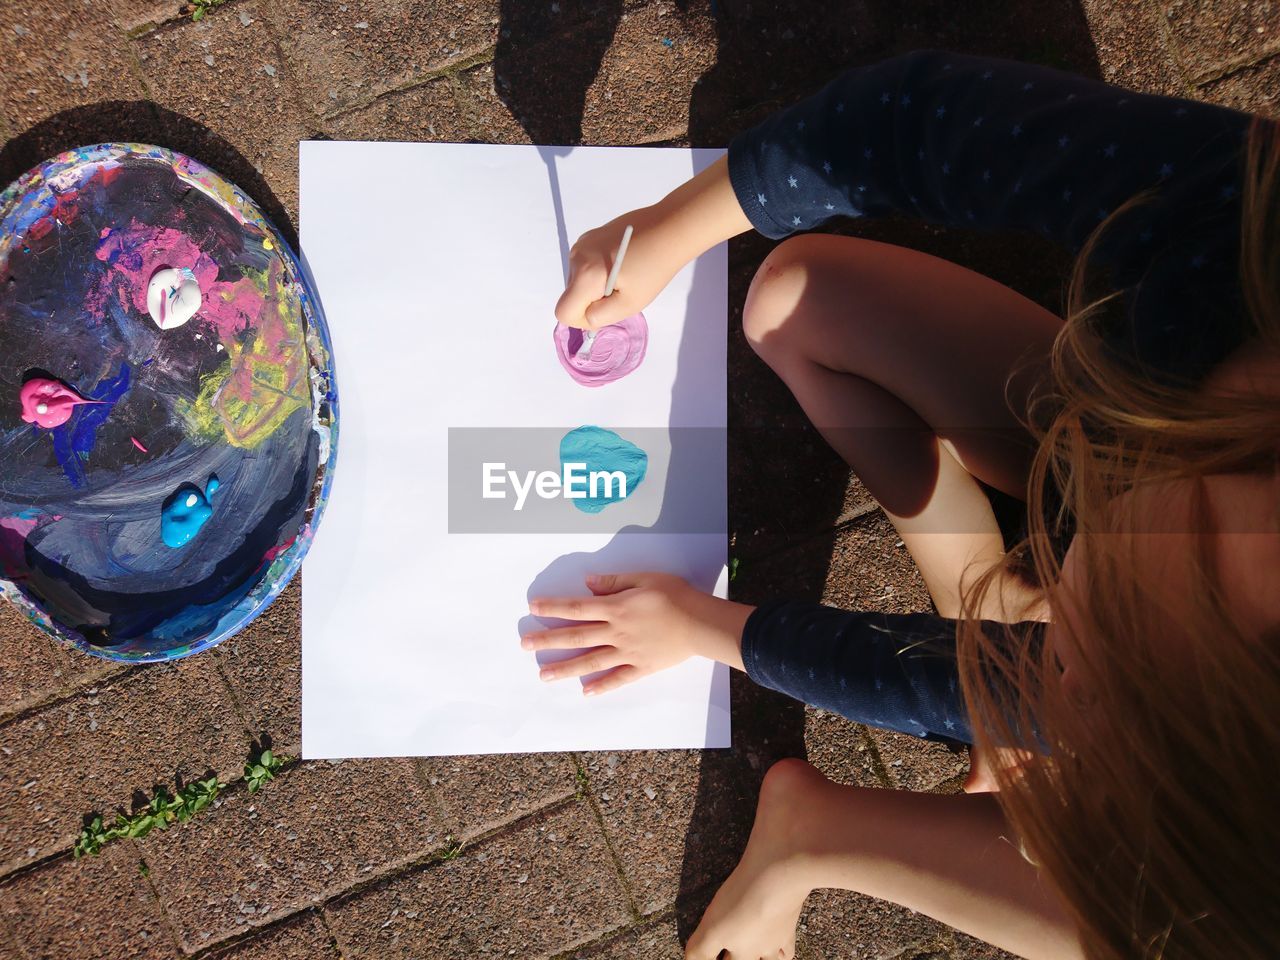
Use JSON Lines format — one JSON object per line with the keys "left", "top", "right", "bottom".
{"left": 192, "top": 7, "right": 205, "bottom": 21}
{"left": 247, "top": 779, "right": 261, "bottom": 794}
{"left": 260, "top": 750, "right": 274, "bottom": 768}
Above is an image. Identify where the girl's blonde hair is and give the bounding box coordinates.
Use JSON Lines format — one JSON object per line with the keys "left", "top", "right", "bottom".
{"left": 958, "top": 118, "right": 1280, "bottom": 960}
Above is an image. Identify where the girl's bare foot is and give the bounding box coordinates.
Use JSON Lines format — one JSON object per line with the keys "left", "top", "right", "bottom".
{"left": 684, "top": 758, "right": 831, "bottom": 960}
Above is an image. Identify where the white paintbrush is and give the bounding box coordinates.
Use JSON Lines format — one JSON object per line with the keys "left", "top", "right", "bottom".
{"left": 577, "top": 224, "right": 633, "bottom": 359}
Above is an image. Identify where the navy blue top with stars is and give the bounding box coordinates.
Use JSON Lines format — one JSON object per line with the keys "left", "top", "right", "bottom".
{"left": 727, "top": 51, "right": 1269, "bottom": 744}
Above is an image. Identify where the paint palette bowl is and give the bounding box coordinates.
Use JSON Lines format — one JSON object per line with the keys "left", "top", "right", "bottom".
{"left": 0, "top": 144, "right": 338, "bottom": 663}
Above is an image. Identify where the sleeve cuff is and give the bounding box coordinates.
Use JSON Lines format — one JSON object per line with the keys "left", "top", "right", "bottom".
{"left": 727, "top": 133, "right": 794, "bottom": 240}
{"left": 738, "top": 597, "right": 795, "bottom": 686}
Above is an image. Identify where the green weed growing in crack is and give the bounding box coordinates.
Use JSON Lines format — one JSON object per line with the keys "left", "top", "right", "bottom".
{"left": 244, "top": 748, "right": 285, "bottom": 793}
{"left": 74, "top": 776, "right": 224, "bottom": 857}
{"left": 188, "top": 0, "right": 230, "bottom": 22}
{"left": 574, "top": 766, "right": 589, "bottom": 800}
{"left": 439, "top": 837, "right": 466, "bottom": 862}
{"left": 73, "top": 746, "right": 291, "bottom": 858}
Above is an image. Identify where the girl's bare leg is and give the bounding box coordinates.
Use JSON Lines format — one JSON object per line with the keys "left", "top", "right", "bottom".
{"left": 743, "top": 234, "right": 1063, "bottom": 620}
{"left": 685, "top": 759, "right": 1082, "bottom": 960}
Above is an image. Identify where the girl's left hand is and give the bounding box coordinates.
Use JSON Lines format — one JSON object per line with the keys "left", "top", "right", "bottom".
{"left": 523, "top": 572, "right": 753, "bottom": 696}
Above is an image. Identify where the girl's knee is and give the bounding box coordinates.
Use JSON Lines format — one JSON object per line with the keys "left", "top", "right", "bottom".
{"left": 759, "top": 756, "right": 826, "bottom": 804}
{"left": 743, "top": 236, "right": 828, "bottom": 354}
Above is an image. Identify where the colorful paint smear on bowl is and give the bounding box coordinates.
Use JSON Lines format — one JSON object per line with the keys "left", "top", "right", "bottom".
{"left": 0, "top": 144, "right": 338, "bottom": 663}
{"left": 558, "top": 426, "right": 647, "bottom": 513}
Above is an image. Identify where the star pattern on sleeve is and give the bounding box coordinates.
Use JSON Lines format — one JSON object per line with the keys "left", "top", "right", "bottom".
{"left": 725, "top": 46, "right": 1253, "bottom": 399}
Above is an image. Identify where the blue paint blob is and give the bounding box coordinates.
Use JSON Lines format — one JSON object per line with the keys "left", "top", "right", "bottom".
{"left": 49, "top": 362, "right": 131, "bottom": 488}
{"left": 161, "top": 475, "right": 220, "bottom": 548}
{"left": 558, "top": 426, "right": 647, "bottom": 514}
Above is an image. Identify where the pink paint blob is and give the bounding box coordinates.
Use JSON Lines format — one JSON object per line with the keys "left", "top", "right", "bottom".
{"left": 95, "top": 221, "right": 218, "bottom": 316}
{"left": 131, "top": 436, "right": 149, "bottom": 453}
{"left": 553, "top": 313, "right": 648, "bottom": 387}
{"left": 19, "top": 379, "right": 104, "bottom": 429}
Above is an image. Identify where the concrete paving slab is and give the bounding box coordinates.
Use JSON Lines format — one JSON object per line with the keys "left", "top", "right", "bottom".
{"left": 579, "top": 4, "right": 717, "bottom": 144}
{"left": 136, "top": 2, "right": 315, "bottom": 226}
{"left": 567, "top": 912, "right": 686, "bottom": 958}
{"left": 581, "top": 748, "right": 755, "bottom": 915}
{"left": 215, "top": 579, "right": 303, "bottom": 756}
{"left": 803, "top": 708, "right": 885, "bottom": 788}
{"left": 420, "top": 752, "right": 579, "bottom": 840}
{"left": 264, "top": 0, "right": 501, "bottom": 119}
{"left": 820, "top": 512, "right": 933, "bottom": 614}
{"left": 0, "top": 920, "right": 23, "bottom": 960}
{"left": 0, "top": 844, "right": 175, "bottom": 960}
{"left": 324, "top": 800, "right": 631, "bottom": 959}
{"left": 328, "top": 64, "right": 532, "bottom": 145}
{"left": 952, "top": 927, "right": 1023, "bottom": 959}
{"left": 207, "top": 911, "right": 341, "bottom": 960}
{"left": 1199, "top": 53, "right": 1280, "bottom": 116}
{"left": 0, "top": 0, "right": 146, "bottom": 134}
{"left": 867, "top": 726, "right": 970, "bottom": 793}
{"left": 796, "top": 888, "right": 951, "bottom": 960}
{"left": 490, "top": 2, "right": 621, "bottom": 144}
{"left": 110, "top": 0, "right": 188, "bottom": 36}
{"left": 140, "top": 759, "right": 444, "bottom": 953}
{"left": 732, "top": 511, "right": 932, "bottom": 619}
{"left": 0, "top": 658, "right": 250, "bottom": 874}
{"left": 1080, "top": 0, "right": 1189, "bottom": 95}
{"left": 454, "top": 62, "right": 535, "bottom": 143}
{"left": 1160, "top": 0, "right": 1278, "bottom": 79}
{"left": 0, "top": 603, "right": 119, "bottom": 725}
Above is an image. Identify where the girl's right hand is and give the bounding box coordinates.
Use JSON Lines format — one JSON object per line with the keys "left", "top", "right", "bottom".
{"left": 554, "top": 155, "right": 754, "bottom": 330}
{"left": 554, "top": 206, "right": 686, "bottom": 330}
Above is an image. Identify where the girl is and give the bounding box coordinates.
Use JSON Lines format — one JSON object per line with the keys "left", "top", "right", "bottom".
{"left": 523, "top": 52, "right": 1280, "bottom": 959}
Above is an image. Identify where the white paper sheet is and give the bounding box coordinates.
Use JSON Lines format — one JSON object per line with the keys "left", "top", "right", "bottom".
{"left": 299, "top": 142, "right": 729, "bottom": 758}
